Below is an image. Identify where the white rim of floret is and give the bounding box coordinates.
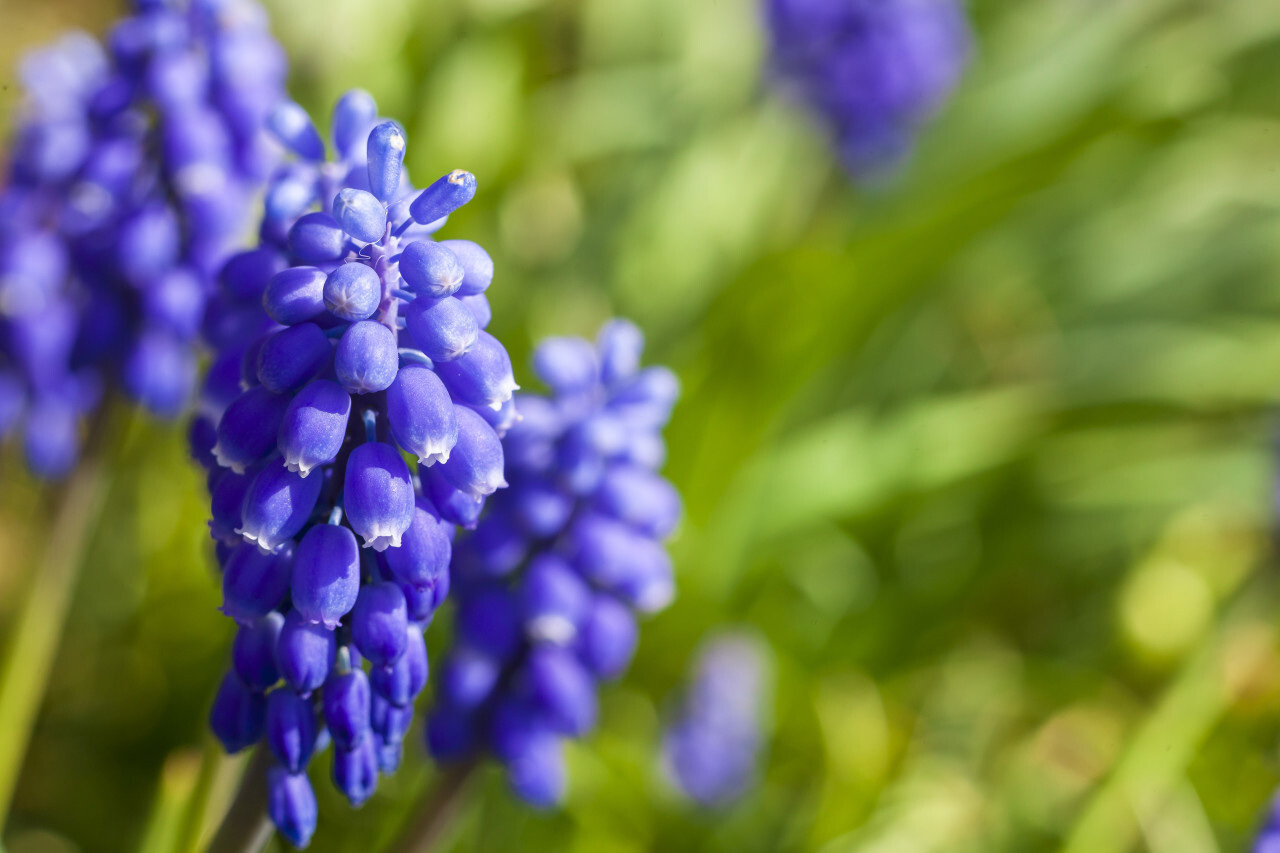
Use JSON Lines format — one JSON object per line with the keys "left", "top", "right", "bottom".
{"left": 527, "top": 615, "right": 576, "bottom": 646}
{"left": 361, "top": 531, "right": 403, "bottom": 552}
{"left": 284, "top": 454, "right": 317, "bottom": 477}
{"left": 238, "top": 525, "right": 285, "bottom": 554}
{"left": 416, "top": 442, "right": 451, "bottom": 467}
{"left": 486, "top": 380, "right": 520, "bottom": 411}
{"left": 633, "top": 580, "right": 674, "bottom": 614}
{"left": 211, "top": 442, "right": 248, "bottom": 475}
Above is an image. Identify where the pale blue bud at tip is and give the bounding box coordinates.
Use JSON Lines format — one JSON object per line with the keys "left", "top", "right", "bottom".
{"left": 335, "top": 321, "right": 398, "bottom": 395}
{"left": 268, "top": 100, "right": 326, "bottom": 161}
{"left": 398, "top": 240, "right": 463, "bottom": 298}
{"left": 409, "top": 170, "right": 476, "bottom": 224}
{"left": 333, "top": 188, "right": 387, "bottom": 244}
{"left": 367, "top": 121, "right": 407, "bottom": 202}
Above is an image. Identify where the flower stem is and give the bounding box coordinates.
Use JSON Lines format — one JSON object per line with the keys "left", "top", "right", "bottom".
{"left": 393, "top": 761, "right": 478, "bottom": 853}
{"left": 0, "top": 407, "right": 118, "bottom": 827}
{"left": 205, "top": 747, "right": 274, "bottom": 853}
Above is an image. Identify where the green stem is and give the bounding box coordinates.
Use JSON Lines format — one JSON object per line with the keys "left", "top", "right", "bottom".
{"left": 392, "top": 761, "right": 478, "bottom": 853}
{"left": 206, "top": 747, "right": 274, "bottom": 853}
{"left": 0, "top": 411, "right": 117, "bottom": 827}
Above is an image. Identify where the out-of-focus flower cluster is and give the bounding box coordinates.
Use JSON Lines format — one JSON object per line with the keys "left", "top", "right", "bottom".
{"left": 426, "top": 321, "right": 680, "bottom": 807}
{"left": 662, "top": 632, "right": 769, "bottom": 808}
{"left": 199, "top": 88, "right": 519, "bottom": 848}
{"left": 764, "top": 0, "right": 972, "bottom": 177}
{"left": 0, "top": 0, "right": 285, "bottom": 477}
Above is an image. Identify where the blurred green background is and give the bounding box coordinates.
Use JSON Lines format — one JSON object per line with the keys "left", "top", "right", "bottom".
{"left": 6, "top": 0, "right": 1280, "bottom": 851}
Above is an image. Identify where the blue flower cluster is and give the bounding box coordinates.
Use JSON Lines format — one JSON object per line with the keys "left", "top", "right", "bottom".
{"left": 199, "top": 91, "right": 517, "bottom": 848}
{"left": 662, "top": 632, "right": 768, "bottom": 808}
{"left": 426, "top": 321, "right": 679, "bottom": 807}
{"left": 0, "top": 0, "right": 285, "bottom": 477}
{"left": 764, "top": 0, "right": 972, "bottom": 176}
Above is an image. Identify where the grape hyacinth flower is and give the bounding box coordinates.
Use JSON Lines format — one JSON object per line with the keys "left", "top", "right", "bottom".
{"left": 200, "top": 90, "right": 517, "bottom": 847}
{"left": 764, "top": 0, "right": 972, "bottom": 177}
{"left": 0, "top": 0, "right": 286, "bottom": 477}
{"left": 661, "top": 632, "right": 770, "bottom": 808}
{"left": 426, "top": 320, "right": 680, "bottom": 808}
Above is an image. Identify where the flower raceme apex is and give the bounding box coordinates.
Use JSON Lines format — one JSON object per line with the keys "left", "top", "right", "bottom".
{"left": 199, "top": 90, "right": 518, "bottom": 848}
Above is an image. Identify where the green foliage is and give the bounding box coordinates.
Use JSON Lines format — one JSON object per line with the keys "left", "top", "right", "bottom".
{"left": 6, "top": 0, "right": 1280, "bottom": 851}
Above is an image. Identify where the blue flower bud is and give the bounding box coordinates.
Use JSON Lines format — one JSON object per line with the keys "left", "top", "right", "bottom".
{"left": 398, "top": 240, "right": 463, "bottom": 297}
{"left": 264, "top": 164, "right": 316, "bottom": 224}
{"left": 434, "top": 331, "right": 518, "bottom": 410}
{"left": 509, "top": 478, "right": 573, "bottom": 538}
{"left": 23, "top": 399, "right": 78, "bottom": 478}
{"left": 409, "top": 169, "right": 476, "bottom": 224}
{"left": 576, "top": 595, "right": 636, "bottom": 680}
{"left": 386, "top": 365, "right": 458, "bottom": 465}
{"left": 257, "top": 323, "right": 332, "bottom": 394}
{"left": 505, "top": 732, "right": 566, "bottom": 809}
{"left": 366, "top": 121, "right": 406, "bottom": 203}
{"left": 332, "top": 738, "right": 378, "bottom": 807}
{"left": 210, "top": 671, "right": 266, "bottom": 754}
{"left": 343, "top": 441, "right": 415, "bottom": 550}
{"left": 351, "top": 582, "right": 408, "bottom": 667}
{"left": 323, "top": 262, "right": 382, "bottom": 322}
{"left": 335, "top": 320, "right": 398, "bottom": 395}
{"left": 276, "top": 609, "right": 336, "bottom": 694}
{"left": 370, "top": 693, "right": 413, "bottom": 746}
{"left": 533, "top": 337, "right": 598, "bottom": 395}
{"left": 438, "top": 648, "right": 501, "bottom": 710}
{"left": 455, "top": 583, "right": 522, "bottom": 661}
{"left": 426, "top": 704, "right": 479, "bottom": 761}
{"left": 124, "top": 331, "right": 196, "bottom": 418}
{"left": 210, "top": 467, "right": 253, "bottom": 543}
{"left": 291, "top": 523, "right": 361, "bottom": 628}
{"left": 398, "top": 577, "right": 447, "bottom": 623}
{"left": 267, "top": 766, "right": 318, "bottom": 850}
{"left": 213, "top": 385, "right": 291, "bottom": 473}
{"left": 118, "top": 204, "right": 179, "bottom": 286}
{"left": 263, "top": 267, "right": 328, "bottom": 326}
{"left": 221, "top": 247, "right": 287, "bottom": 304}
{"left": 278, "top": 380, "right": 351, "bottom": 477}
{"left": 609, "top": 366, "right": 679, "bottom": 430}
{"left": 384, "top": 496, "right": 452, "bottom": 588}
{"left": 331, "top": 89, "right": 378, "bottom": 159}
{"left": 570, "top": 513, "right": 673, "bottom": 612}
{"left": 288, "top": 212, "right": 346, "bottom": 264}
{"left": 323, "top": 663, "right": 371, "bottom": 751}
{"left": 233, "top": 612, "right": 285, "bottom": 692}
{"left": 518, "top": 645, "right": 596, "bottom": 736}
{"left": 422, "top": 464, "right": 485, "bottom": 529}
{"left": 222, "top": 542, "right": 293, "bottom": 624}
{"left": 333, "top": 188, "right": 387, "bottom": 244}
{"left": 239, "top": 461, "right": 324, "bottom": 553}
{"left": 404, "top": 296, "right": 478, "bottom": 363}
{"left": 268, "top": 101, "right": 326, "bottom": 161}
{"left": 459, "top": 293, "right": 491, "bottom": 330}
{"left": 596, "top": 318, "right": 643, "bottom": 387}
{"left": 267, "top": 687, "right": 318, "bottom": 774}
{"left": 376, "top": 737, "right": 404, "bottom": 774}
{"left": 370, "top": 625, "right": 428, "bottom": 706}
{"left": 521, "top": 555, "right": 590, "bottom": 646}
{"left": 595, "top": 463, "right": 681, "bottom": 538}
{"left": 501, "top": 394, "right": 561, "bottom": 471}
{"left": 459, "top": 512, "right": 525, "bottom": 578}
{"left": 436, "top": 405, "right": 506, "bottom": 498}
{"left": 144, "top": 268, "right": 204, "bottom": 339}
{"left": 437, "top": 240, "right": 493, "bottom": 296}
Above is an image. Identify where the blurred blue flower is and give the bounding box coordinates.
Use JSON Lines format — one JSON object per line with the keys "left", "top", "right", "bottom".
{"left": 0, "top": 0, "right": 286, "bottom": 477}
{"left": 662, "top": 632, "right": 770, "bottom": 808}
{"left": 764, "top": 0, "right": 972, "bottom": 177}
{"left": 426, "top": 319, "right": 680, "bottom": 808}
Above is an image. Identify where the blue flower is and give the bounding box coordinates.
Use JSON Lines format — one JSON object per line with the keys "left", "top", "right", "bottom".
{"left": 197, "top": 90, "right": 517, "bottom": 844}
{"left": 0, "top": 0, "right": 285, "bottom": 477}
{"left": 426, "top": 319, "right": 681, "bottom": 808}
{"left": 662, "top": 632, "right": 770, "bottom": 808}
{"left": 764, "top": 0, "right": 972, "bottom": 177}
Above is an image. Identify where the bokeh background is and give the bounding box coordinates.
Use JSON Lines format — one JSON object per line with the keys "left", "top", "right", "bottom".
{"left": 5, "top": 0, "right": 1280, "bottom": 851}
